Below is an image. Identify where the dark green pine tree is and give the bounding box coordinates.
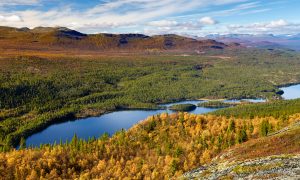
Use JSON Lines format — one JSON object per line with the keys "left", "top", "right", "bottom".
{"left": 19, "top": 137, "right": 26, "bottom": 149}
{"left": 237, "top": 128, "right": 248, "bottom": 143}
{"left": 227, "top": 119, "right": 236, "bottom": 132}
{"left": 260, "top": 120, "right": 272, "bottom": 136}
{"left": 70, "top": 133, "right": 78, "bottom": 150}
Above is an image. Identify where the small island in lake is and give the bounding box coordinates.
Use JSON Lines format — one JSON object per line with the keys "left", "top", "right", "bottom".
{"left": 198, "top": 101, "right": 236, "bottom": 108}
{"left": 169, "top": 104, "right": 197, "bottom": 111}
{"left": 198, "top": 100, "right": 256, "bottom": 108}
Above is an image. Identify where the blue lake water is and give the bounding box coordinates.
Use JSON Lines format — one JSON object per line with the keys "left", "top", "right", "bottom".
{"left": 224, "top": 98, "right": 266, "bottom": 103}
{"left": 24, "top": 83, "right": 298, "bottom": 148}
{"left": 25, "top": 100, "right": 218, "bottom": 147}
{"left": 280, "top": 84, "right": 300, "bottom": 100}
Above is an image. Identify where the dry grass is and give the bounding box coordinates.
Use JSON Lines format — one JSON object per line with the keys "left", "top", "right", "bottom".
{"left": 222, "top": 124, "right": 300, "bottom": 161}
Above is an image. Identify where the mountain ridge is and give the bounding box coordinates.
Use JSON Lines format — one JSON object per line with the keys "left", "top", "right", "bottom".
{"left": 0, "top": 26, "right": 238, "bottom": 53}
{"left": 205, "top": 33, "right": 300, "bottom": 50}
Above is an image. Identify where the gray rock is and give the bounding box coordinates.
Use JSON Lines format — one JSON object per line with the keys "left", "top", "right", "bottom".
{"left": 182, "top": 154, "right": 300, "bottom": 180}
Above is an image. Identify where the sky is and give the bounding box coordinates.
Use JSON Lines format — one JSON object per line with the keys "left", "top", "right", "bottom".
{"left": 0, "top": 0, "right": 299, "bottom": 36}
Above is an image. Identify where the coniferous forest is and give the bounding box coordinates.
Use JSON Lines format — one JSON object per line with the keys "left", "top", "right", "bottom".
{"left": 1, "top": 1, "right": 300, "bottom": 179}
{"left": 0, "top": 32, "right": 299, "bottom": 179}
{"left": 1, "top": 49, "right": 300, "bottom": 148}
{"left": 1, "top": 108, "right": 299, "bottom": 179}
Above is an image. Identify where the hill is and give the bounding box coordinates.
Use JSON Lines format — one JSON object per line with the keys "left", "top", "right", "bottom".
{"left": 206, "top": 33, "right": 300, "bottom": 50}
{"left": 0, "top": 26, "right": 235, "bottom": 54}
{"left": 1, "top": 48, "right": 300, "bottom": 148}
{"left": 0, "top": 100, "right": 299, "bottom": 179}
{"left": 184, "top": 121, "right": 300, "bottom": 179}
{"left": 212, "top": 98, "right": 300, "bottom": 118}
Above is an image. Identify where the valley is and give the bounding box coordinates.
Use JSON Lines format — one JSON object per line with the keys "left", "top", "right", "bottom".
{"left": 0, "top": 25, "right": 299, "bottom": 179}
{"left": 1, "top": 0, "right": 300, "bottom": 179}
{"left": 1, "top": 98, "right": 299, "bottom": 179}
{"left": 1, "top": 48, "right": 300, "bottom": 148}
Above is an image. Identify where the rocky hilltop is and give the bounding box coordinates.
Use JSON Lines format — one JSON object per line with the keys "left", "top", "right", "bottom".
{"left": 183, "top": 121, "right": 300, "bottom": 179}
{"left": 183, "top": 154, "right": 300, "bottom": 179}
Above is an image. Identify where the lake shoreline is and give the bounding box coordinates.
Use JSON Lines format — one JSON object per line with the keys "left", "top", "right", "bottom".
{"left": 277, "top": 82, "right": 300, "bottom": 88}
{"left": 20, "top": 97, "right": 269, "bottom": 148}
{"left": 279, "top": 83, "right": 300, "bottom": 100}
{"left": 16, "top": 82, "right": 300, "bottom": 148}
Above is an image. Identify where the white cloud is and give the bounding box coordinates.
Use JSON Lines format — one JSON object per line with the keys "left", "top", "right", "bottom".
{"left": 199, "top": 17, "right": 217, "bottom": 25}
{"left": 266, "top": 19, "right": 288, "bottom": 28}
{"left": 227, "top": 19, "right": 300, "bottom": 34}
{"left": 0, "top": 0, "right": 245, "bottom": 33}
{"left": 148, "top": 20, "right": 178, "bottom": 27}
{"left": 0, "top": 0, "right": 300, "bottom": 34}
{"left": 0, "top": 0, "right": 297, "bottom": 36}
{"left": 0, "top": 0, "right": 39, "bottom": 6}
{"left": 0, "top": 15, "right": 22, "bottom": 22}
{"left": 145, "top": 19, "right": 206, "bottom": 35}
{"left": 239, "top": 8, "right": 271, "bottom": 15}
{"left": 229, "top": 19, "right": 289, "bottom": 30}
{"left": 172, "top": 1, "right": 260, "bottom": 19}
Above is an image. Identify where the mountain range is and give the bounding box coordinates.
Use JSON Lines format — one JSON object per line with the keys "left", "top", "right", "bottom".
{"left": 205, "top": 33, "right": 300, "bottom": 50}
{"left": 1, "top": 25, "right": 299, "bottom": 54}
{"left": 0, "top": 26, "right": 236, "bottom": 54}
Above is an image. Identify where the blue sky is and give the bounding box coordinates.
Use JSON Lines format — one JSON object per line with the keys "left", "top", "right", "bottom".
{"left": 0, "top": 0, "right": 299, "bottom": 35}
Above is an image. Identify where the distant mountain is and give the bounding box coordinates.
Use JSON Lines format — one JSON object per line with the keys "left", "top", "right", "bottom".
{"left": 289, "top": 33, "right": 300, "bottom": 40}
{"left": 205, "top": 33, "right": 300, "bottom": 50}
{"left": 0, "top": 26, "right": 238, "bottom": 53}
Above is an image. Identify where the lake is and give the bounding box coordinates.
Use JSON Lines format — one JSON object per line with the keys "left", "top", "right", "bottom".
{"left": 24, "top": 83, "right": 298, "bottom": 147}
{"left": 24, "top": 100, "right": 225, "bottom": 147}
{"left": 280, "top": 84, "right": 300, "bottom": 100}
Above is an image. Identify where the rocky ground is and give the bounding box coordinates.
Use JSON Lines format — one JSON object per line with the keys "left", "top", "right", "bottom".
{"left": 182, "top": 121, "right": 300, "bottom": 180}
{"left": 182, "top": 154, "right": 300, "bottom": 179}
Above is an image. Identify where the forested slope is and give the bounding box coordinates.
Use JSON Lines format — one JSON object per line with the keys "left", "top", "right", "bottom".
{"left": 212, "top": 98, "right": 300, "bottom": 118}
{"left": 0, "top": 26, "right": 232, "bottom": 53}
{"left": 0, "top": 49, "right": 300, "bottom": 147}
{"left": 0, "top": 105, "right": 299, "bottom": 179}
